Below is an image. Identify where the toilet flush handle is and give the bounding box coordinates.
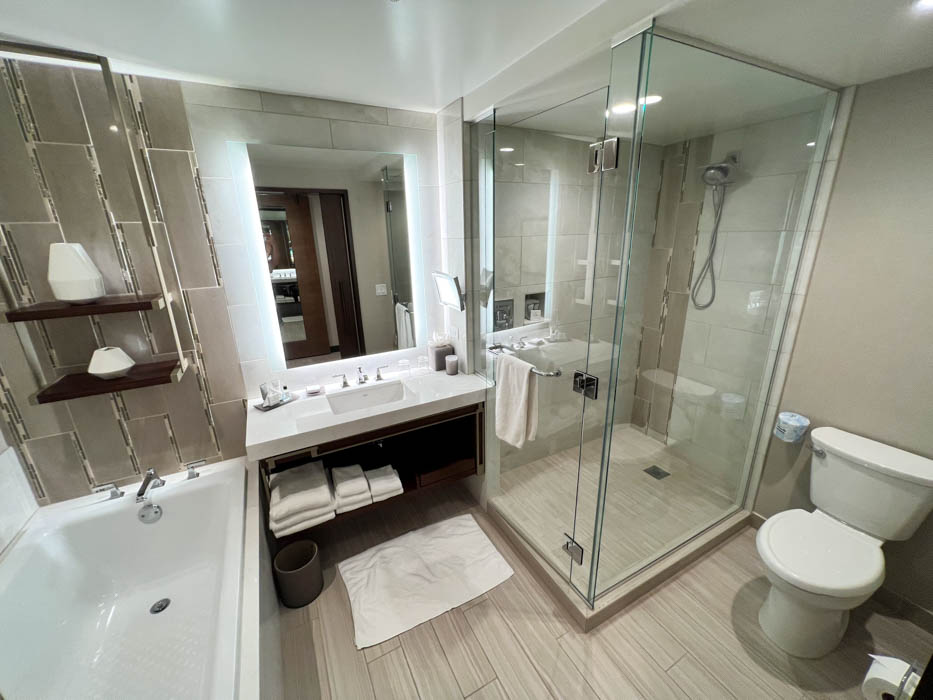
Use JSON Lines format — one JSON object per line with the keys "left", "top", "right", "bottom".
{"left": 807, "top": 440, "right": 826, "bottom": 458}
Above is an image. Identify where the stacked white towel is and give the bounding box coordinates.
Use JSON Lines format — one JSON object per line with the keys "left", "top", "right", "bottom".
{"left": 332, "top": 464, "right": 372, "bottom": 513}
{"left": 269, "top": 461, "right": 335, "bottom": 538}
{"left": 365, "top": 465, "right": 403, "bottom": 503}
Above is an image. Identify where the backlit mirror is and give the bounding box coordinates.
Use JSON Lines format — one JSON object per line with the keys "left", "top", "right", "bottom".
{"left": 247, "top": 145, "right": 418, "bottom": 368}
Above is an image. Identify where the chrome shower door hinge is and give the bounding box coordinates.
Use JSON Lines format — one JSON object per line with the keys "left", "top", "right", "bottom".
{"left": 572, "top": 370, "right": 598, "bottom": 400}
{"left": 562, "top": 533, "right": 584, "bottom": 565}
{"left": 586, "top": 137, "right": 620, "bottom": 173}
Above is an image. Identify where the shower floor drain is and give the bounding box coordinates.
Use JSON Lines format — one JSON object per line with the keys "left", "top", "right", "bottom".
{"left": 150, "top": 598, "right": 171, "bottom": 614}
{"left": 644, "top": 465, "right": 670, "bottom": 480}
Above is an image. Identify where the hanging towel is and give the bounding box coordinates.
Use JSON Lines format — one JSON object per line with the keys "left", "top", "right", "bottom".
{"left": 272, "top": 509, "right": 335, "bottom": 538}
{"left": 269, "top": 461, "right": 332, "bottom": 522}
{"left": 336, "top": 490, "right": 373, "bottom": 514}
{"left": 495, "top": 354, "right": 538, "bottom": 449}
{"left": 332, "top": 465, "right": 369, "bottom": 499}
{"left": 270, "top": 498, "right": 335, "bottom": 532}
{"left": 395, "top": 302, "right": 414, "bottom": 349}
{"left": 364, "top": 465, "right": 402, "bottom": 498}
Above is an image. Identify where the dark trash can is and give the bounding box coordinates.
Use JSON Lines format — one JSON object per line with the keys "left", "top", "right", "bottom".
{"left": 274, "top": 540, "right": 323, "bottom": 608}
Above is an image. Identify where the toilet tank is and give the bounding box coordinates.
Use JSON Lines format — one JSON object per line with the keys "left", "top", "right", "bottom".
{"left": 810, "top": 427, "right": 933, "bottom": 540}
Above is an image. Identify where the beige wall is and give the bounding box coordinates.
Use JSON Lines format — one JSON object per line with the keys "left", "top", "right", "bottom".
{"left": 754, "top": 67, "right": 933, "bottom": 614}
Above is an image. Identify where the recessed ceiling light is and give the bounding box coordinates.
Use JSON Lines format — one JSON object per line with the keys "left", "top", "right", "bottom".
{"left": 640, "top": 95, "right": 662, "bottom": 105}
{"left": 514, "top": 163, "right": 525, "bottom": 167}
{"left": 108, "top": 124, "right": 119, "bottom": 132}
{"left": 611, "top": 103, "right": 636, "bottom": 115}
{"left": 913, "top": 0, "right": 933, "bottom": 11}
{"left": 806, "top": 141, "right": 816, "bottom": 147}
{"left": 499, "top": 147, "right": 514, "bottom": 152}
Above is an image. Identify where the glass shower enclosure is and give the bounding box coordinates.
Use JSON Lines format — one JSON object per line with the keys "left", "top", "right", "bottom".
{"left": 474, "top": 27, "right": 838, "bottom": 606}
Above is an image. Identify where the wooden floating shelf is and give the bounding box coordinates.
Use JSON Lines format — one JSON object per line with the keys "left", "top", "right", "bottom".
{"left": 35, "top": 359, "right": 183, "bottom": 404}
{"left": 5, "top": 293, "right": 166, "bottom": 322}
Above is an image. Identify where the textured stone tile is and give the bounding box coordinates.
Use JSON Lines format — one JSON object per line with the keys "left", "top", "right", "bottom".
{"left": 148, "top": 149, "right": 218, "bottom": 288}
{"left": 3, "top": 223, "right": 64, "bottom": 303}
{"left": 210, "top": 399, "right": 246, "bottom": 459}
{"left": 161, "top": 365, "right": 217, "bottom": 463}
{"left": 35, "top": 142, "right": 127, "bottom": 293}
{"left": 659, "top": 292, "right": 689, "bottom": 373}
{"left": 387, "top": 108, "right": 436, "bottom": 130}
{"left": 45, "top": 317, "right": 98, "bottom": 368}
{"left": 68, "top": 394, "right": 135, "bottom": 485}
{"left": 260, "top": 92, "right": 387, "bottom": 124}
{"left": 137, "top": 76, "right": 193, "bottom": 150}
{"left": 24, "top": 432, "right": 89, "bottom": 503}
{"left": 180, "top": 81, "right": 262, "bottom": 110}
{"left": 18, "top": 62, "right": 89, "bottom": 144}
{"left": 127, "top": 415, "right": 178, "bottom": 471}
{"left": 186, "top": 287, "right": 246, "bottom": 403}
{"left": 120, "top": 385, "right": 168, "bottom": 420}
{"left": 0, "top": 78, "right": 50, "bottom": 222}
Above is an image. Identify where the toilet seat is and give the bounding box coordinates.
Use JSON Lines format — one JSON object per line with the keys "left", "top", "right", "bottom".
{"left": 757, "top": 509, "right": 884, "bottom": 598}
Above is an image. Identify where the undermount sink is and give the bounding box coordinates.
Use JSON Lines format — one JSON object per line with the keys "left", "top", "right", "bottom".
{"left": 326, "top": 379, "right": 406, "bottom": 414}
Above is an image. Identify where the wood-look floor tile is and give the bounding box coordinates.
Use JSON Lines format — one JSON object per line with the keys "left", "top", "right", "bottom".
{"left": 559, "top": 627, "right": 645, "bottom": 699}
{"left": 488, "top": 577, "right": 598, "bottom": 699}
{"left": 311, "top": 618, "right": 332, "bottom": 700}
{"left": 282, "top": 621, "right": 323, "bottom": 700}
{"left": 467, "top": 679, "right": 509, "bottom": 700}
{"left": 668, "top": 653, "right": 736, "bottom": 699}
{"left": 399, "top": 621, "right": 463, "bottom": 699}
{"left": 431, "top": 608, "right": 496, "bottom": 696}
{"left": 602, "top": 600, "right": 686, "bottom": 670}
{"left": 460, "top": 593, "right": 488, "bottom": 611}
{"left": 463, "top": 599, "right": 552, "bottom": 700}
{"left": 369, "top": 647, "right": 419, "bottom": 700}
{"left": 317, "top": 575, "right": 375, "bottom": 699}
{"left": 364, "top": 636, "right": 401, "bottom": 663}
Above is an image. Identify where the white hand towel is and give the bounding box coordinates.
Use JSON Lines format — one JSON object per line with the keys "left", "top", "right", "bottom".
{"left": 272, "top": 509, "right": 335, "bottom": 538}
{"left": 332, "top": 465, "right": 369, "bottom": 499}
{"left": 270, "top": 499, "right": 335, "bottom": 531}
{"left": 336, "top": 490, "right": 373, "bottom": 514}
{"left": 269, "top": 461, "right": 332, "bottom": 521}
{"left": 372, "top": 484, "right": 404, "bottom": 503}
{"left": 365, "top": 465, "right": 402, "bottom": 497}
{"left": 495, "top": 354, "right": 538, "bottom": 449}
{"left": 395, "top": 303, "right": 414, "bottom": 349}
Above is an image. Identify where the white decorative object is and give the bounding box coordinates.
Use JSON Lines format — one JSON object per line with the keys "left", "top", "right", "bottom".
{"left": 47, "top": 242, "right": 106, "bottom": 304}
{"left": 88, "top": 347, "right": 135, "bottom": 379}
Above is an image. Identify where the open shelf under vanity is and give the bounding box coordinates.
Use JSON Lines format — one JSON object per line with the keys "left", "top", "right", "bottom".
{"left": 258, "top": 402, "right": 484, "bottom": 547}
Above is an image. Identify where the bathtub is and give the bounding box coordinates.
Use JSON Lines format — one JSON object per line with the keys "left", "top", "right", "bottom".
{"left": 0, "top": 458, "right": 246, "bottom": 699}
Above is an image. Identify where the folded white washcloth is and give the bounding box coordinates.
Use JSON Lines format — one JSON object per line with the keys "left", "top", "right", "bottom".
{"left": 272, "top": 509, "right": 335, "bottom": 538}
{"left": 332, "top": 465, "right": 369, "bottom": 499}
{"left": 269, "top": 461, "right": 332, "bottom": 522}
{"left": 336, "top": 490, "right": 372, "bottom": 514}
{"left": 365, "top": 465, "right": 402, "bottom": 497}
{"left": 270, "top": 499, "right": 335, "bottom": 531}
{"left": 372, "top": 484, "right": 404, "bottom": 503}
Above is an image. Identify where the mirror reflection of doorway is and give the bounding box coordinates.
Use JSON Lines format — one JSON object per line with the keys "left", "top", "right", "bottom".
{"left": 257, "top": 189, "right": 365, "bottom": 364}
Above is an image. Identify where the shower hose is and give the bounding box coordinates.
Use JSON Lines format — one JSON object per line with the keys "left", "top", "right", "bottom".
{"left": 690, "top": 183, "right": 726, "bottom": 309}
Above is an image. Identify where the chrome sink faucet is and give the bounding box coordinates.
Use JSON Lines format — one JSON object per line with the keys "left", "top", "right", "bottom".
{"left": 357, "top": 366, "right": 369, "bottom": 384}
{"left": 136, "top": 468, "right": 165, "bottom": 502}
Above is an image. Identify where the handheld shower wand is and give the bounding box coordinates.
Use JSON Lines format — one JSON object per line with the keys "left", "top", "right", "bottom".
{"left": 691, "top": 155, "right": 738, "bottom": 309}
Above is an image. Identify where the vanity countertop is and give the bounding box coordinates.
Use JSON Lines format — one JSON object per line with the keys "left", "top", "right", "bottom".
{"left": 245, "top": 371, "right": 490, "bottom": 461}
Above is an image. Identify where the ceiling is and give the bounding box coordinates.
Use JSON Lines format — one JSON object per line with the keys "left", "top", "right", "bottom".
{"left": 247, "top": 144, "right": 403, "bottom": 182}
{"left": 501, "top": 36, "right": 829, "bottom": 146}
{"left": 0, "top": 0, "right": 603, "bottom": 112}
{"left": 658, "top": 0, "right": 933, "bottom": 87}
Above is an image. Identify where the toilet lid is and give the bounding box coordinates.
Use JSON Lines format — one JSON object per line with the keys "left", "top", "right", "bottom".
{"left": 757, "top": 510, "right": 885, "bottom": 598}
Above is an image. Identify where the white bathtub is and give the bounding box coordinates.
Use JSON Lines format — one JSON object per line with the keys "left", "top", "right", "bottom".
{"left": 0, "top": 458, "right": 246, "bottom": 699}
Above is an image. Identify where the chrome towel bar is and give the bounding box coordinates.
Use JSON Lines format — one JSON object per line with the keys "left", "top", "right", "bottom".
{"left": 531, "top": 367, "right": 561, "bottom": 377}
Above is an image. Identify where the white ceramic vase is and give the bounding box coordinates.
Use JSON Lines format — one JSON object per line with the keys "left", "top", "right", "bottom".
{"left": 47, "top": 242, "right": 106, "bottom": 304}
{"left": 88, "top": 347, "right": 135, "bottom": 379}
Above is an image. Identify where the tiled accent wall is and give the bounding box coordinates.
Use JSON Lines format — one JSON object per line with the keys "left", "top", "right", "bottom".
{"left": 0, "top": 443, "right": 36, "bottom": 553}
{"left": 631, "top": 137, "right": 711, "bottom": 436}
{"left": 179, "top": 83, "right": 443, "bottom": 395}
{"left": 0, "top": 59, "right": 247, "bottom": 503}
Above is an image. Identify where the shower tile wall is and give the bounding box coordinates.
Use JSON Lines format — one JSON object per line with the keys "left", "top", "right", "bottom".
{"left": 0, "top": 60, "right": 246, "bottom": 503}
{"left": 657, "top": 110, "right": 823, "bottom": 493}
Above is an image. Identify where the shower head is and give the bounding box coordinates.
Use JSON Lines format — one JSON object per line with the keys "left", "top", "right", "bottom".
{"left": 701, "top": 156, "right": 739, "bottom": 186}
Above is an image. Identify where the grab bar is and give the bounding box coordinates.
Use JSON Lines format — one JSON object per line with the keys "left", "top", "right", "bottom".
{"left": 531, "top": 367, "right": 561, "bottom": 377}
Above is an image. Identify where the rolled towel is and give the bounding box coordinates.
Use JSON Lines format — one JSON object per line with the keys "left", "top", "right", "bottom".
{"left": 270, "top": 461, "right": 332, "bottom": 522}
{"left": 270, "top": 499, "right": 335, "bottom": 532}
{"left": 372, "top": 483, "right": 404, "bottom": 504}
{"left": 364, "top": 465, "right": 402, "bottom": 497}
{"left": 336, "top": 490, "right": 372, "bottom": 514}
{"left": 332, "top": 464, "right": 369, "bottom": 499}
{"left": 272, "top": 509, "right": 335, "bottom": 538}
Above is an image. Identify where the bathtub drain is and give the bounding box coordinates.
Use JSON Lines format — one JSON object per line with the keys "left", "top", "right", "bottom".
{"left": 150, "top": 598, "right": 171, "bottom": 614}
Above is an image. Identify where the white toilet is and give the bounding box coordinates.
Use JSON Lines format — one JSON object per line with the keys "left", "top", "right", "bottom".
{"left": 756, "top": 426, "right": 933, "bottom": 658}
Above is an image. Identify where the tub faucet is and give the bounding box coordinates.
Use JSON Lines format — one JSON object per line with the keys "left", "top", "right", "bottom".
{"left": 136, "top": 468, "right": 165, "bottom": 502}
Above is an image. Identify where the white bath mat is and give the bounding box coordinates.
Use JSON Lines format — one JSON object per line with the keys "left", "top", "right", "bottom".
{"left": 337, "top": 514, "right": 514, "bottom": 648}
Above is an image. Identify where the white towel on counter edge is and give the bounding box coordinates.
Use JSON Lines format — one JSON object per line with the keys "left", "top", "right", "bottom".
{"left": 365, "top": 465, "right": 402, "bottom": 496}
{"left": 372, "top": 484, "right": 404, "bottom": 503}
{"left": 270, "top": 499, "right": 335, "bottom": 531}
{"left": 494, "top": 353, "right": 538, "bottom": 449}
{"left": 269, "top": 461, "right": 332, "bottom": 521}
{"left": 272, "top": 509, "right": 335, "bottom": 538}
{"left": 332, "top": 464, "right": 369, "bottom": 498}
{"left": 336, "top": 490, "right": 373, "bottom": 514}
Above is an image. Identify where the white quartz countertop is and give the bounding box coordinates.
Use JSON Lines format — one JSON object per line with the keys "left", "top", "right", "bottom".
{"left": 245, "top": 371, "right": 490, "bottom": 461}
